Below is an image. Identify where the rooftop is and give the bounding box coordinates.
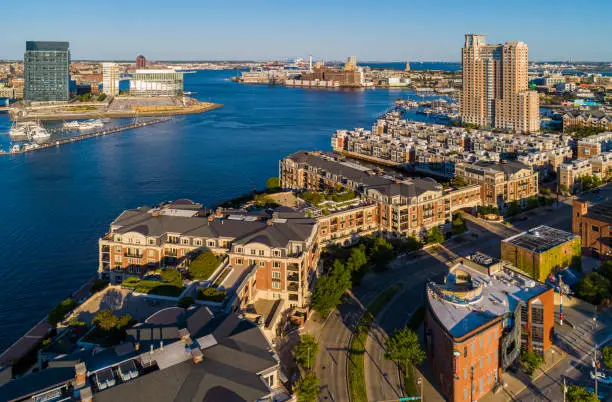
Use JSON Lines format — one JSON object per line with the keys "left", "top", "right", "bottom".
{"left": 585, "top": 200, "right": 612, "bottom": 224}
{"left": 427, "top": 258, "right": 549, "bottom": 338}
{"left": 502, "top": 225, "right": 579, "bottom": 253}
{"left": 25, "top": 41, "right": 69, "bottom": 51}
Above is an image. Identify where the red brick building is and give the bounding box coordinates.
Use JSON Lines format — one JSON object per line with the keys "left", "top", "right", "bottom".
{"left": 573, "top": 199, "right": 612, "bottom": 258}
{"left": 425, "top": 256, "right": 554, "bottom": 401}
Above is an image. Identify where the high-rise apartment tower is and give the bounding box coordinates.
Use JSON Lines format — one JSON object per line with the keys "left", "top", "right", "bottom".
{"left": 102, "top": 63, "right": 120, "bottom": 97}
{"left": 461, "top": 34, "right": 539, "bottom": 133}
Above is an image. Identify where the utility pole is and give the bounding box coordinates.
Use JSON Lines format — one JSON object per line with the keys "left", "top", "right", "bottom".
{"left": 417, "top": 376, "right": 423, "bottom": 402}
{"left": 594, "top": 344, "right": 599, "bottom": 396}
{"left": 563, "top": 376, "right": 566, "bottom": 402}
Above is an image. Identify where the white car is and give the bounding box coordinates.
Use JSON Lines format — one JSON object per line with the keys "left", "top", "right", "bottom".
{"left": 590, "top": 371, "right": 612, "bottom": 385}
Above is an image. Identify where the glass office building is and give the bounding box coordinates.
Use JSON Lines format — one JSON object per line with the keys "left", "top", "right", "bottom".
{"left": 24, "top": 41, "right": 70, "bottom": 102}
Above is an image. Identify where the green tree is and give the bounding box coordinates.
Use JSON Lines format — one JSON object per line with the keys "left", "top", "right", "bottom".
{"left": 384, "top": 327, "right": 426, "bottom": 370}
{"left": 602, "top": 346, "right": 612, "bottom": 369}
{"left": 311, "top": 262, "right": 351, "bottom": 318}
{"left": 90, "top": 279, "right": 109, "bottom": 294}
{"left": 266, "top": 177, "right": 280, "bottom": 190}
{"left": 526, "top": 196, "right": 540, "bottom": 210}
{"left": 520, "top": 350, "right": 543, "bottom": 375}
{"left": 347, "top": 245, "right": 367, "bottom": 274}
{"left": 48, "top": 298, "right": 77, "bottom": 326}
{"left": 451, "top": 213, "right": 466, "bottom": 235}
{"left": 94, "top": 310, "right": 119, "bottom": 331}
{"left": 96, "top": 93, "right": 107, "bottom": 102}
{"left": 576, "top": 272, "right": 611, "bottom": 305}
{"left": 451, "top": 175, "right": 468, "bottom": 188}
{"left": 508, "top": 200, "right": 521, "bottom": 217}
{"left": 294, "top": 372, "right": 319, "bottom": 402}
{"left": 566, "top": 384, "right": 599, "bottom": 402}
{"left": 426, "top": 227, "right": 445, "bottom": 245}
{"left": 370, "top": 237, "right": 394, "bottom": 271}
{"left": 294, "top": 334, "right": 319, "bottom": 369}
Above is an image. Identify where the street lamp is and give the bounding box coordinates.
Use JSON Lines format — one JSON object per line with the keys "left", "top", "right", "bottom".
{"left": 417, "top": 377, "right": 423, "bottom": 402}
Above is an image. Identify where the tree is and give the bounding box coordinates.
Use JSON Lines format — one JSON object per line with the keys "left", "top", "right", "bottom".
{"left": 520, "top": 350, "right": 543, "bottom": 375}
{"left": 294, "top": 372, "right": 319, "bottom": 402}
{"left": 294, "top": 334, "right": 319, "bottom": 369}
{"left": 311, "top": 263, "right": 351, "bottom": 318}
{"left": 266, "top": 177, "right": 280, "bottom": 190}
{"left": 48, "top": 298, "right": 77, "bottom": 326}
{"left": 451, "top": 175, "right": 468, "bottom": 189}
{"left": 526, "top": 196, "right": 540, "bottom": 210}
{"left": 566, "top": 384, "right": 599, "bottom": 402}
{"left": 96, "top": 93, "right": 107, "bottom": 102}
{"left": 370, "top": 237, "right": 394, "bottom": 271}
{"left": 384, "top": 327, "right": 426, "bottom": 370}
{"left": 508, "top": 200, "right": 521, "bottom": 217}
{"left": 346, "top": 245, "right": 367, "bottom": 274}
{"left": 426, "top": 227, "right": 445, "bottom": 245}
{"left": 602, "top": 346, "right": 612, "bottom": 369}
{"left": 451, "top": 213, "right": 466, "bottom": 235}
{"left": 94, "top": 310, "right": 119, "bottom": 331}
{"left": 576, "top": 272, "right": 611, "bottom": 305}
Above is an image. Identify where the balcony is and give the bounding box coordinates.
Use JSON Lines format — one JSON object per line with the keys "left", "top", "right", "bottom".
{"left": 288, "top": 283, "right": 299, "bottom": 292}
{"left": 287, "top": 273, "right": 299, "bottom": 282}
{"left": 167, "top": 238, "right": 180, "bottom": 245}
{"left": 165, "top": 250, "right": 178, "bottom": 257}
{"left": 124, "top": 252, "right": 144, "bottom": 258}
{"left": 287, "top": 263, "right": 300, "bottom": 272}
{"left": 101, "top": 245, "right": 110, "bottom": 253}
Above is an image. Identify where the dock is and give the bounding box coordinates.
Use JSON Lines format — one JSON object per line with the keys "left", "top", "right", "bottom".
{"left": 1, "top": 118, "right": 172, "bottom": 155}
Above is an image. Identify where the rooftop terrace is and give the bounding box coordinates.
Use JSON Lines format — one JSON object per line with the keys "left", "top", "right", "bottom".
{"left": 427, "top": 259, "right": 549, "bottom": 338}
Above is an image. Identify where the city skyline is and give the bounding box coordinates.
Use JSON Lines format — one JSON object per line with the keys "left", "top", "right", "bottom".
{"left": 2, "top": 0, "right": 611, "bottom": 62}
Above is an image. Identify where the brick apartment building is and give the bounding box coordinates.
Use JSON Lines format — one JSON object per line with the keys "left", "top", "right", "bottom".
{"left": 99, "top": 200, "right": 320, "bottom": 309}
{"left": 425, "top": 255, "right": 554, "bottom": 402}
{"left": 573, "top": 199, "right": 612, "bottom": 258}
{"left": 280, "top": 151, "right": 481, "bottom": 238}
{"left": 558, "top": 159, "right": 593, "bottom": 193}
{"left": 563, "top": 112, "right": 612, "bottom": 133}
{"left": 454, "top": 161, "right": 538, "bottom": 209}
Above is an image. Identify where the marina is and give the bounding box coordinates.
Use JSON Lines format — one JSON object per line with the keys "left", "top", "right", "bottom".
{"left": 1, "top": 118, "right": 171, "bottom": 155}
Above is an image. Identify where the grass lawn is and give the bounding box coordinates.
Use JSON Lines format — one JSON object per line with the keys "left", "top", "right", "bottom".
{"left": 122, "top": 278, "right": 183, "bottom": 297}
{"left": 348, "top": 284, "right": 402, "bottom": 402}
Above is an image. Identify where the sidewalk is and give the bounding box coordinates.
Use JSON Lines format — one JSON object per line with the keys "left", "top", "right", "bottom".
{"left": 479, "top": 345, "right": 566, "bottom": 402}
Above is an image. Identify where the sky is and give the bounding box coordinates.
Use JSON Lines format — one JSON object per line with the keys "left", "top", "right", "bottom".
{"left": 3, "top": 0, "right": 611, "bottom": 62}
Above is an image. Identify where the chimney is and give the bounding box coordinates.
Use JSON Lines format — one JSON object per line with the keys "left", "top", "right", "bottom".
{"left": 74, "top": 362, "right": 87, "bottom": 387}
{"left": 191, "top": 348, "right": 203, "bottom": 364}
{"left": 267, "top": 219, "right": 274, "bottom": 226}
{"left": 79, "top": 387, "right": 93, "bottom": 402}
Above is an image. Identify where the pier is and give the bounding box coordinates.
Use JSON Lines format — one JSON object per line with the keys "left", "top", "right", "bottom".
{"left": 1, "top": 118, "right": 172, "bottom": 155}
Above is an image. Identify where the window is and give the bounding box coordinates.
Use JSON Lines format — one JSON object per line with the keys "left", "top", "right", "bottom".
{"left": 114, "top": 255, "right": 122, "bottom": 263}
{"left": 208, "top": 241, "right": 215, "bottom": 247}
{"left": 194, "top": 239, "right": 202, "bottom": 246}
{"left": 464, "top": 388, "right": 468, "bottom": 401}
{"left": 148, "top": 239, "right": 155, "bottom": 245}
{"left": 272, "top": 280, "right": 281, "bottom": 289}
{"left": 273, "top": 261, "right": 281, "bottom": 268}
{"left": 273, "top": 250, "right": 281, "bottom": 257}
{"left": 273, "top": 293, "right": 281, "bottom": 299}
{"left": 463, "top": 367, "right": 467, "bottom": 380}
{"left": 181, "top": 238, "right": 189, "bottom": 245}
{"left": 471, "top": 342, "right": 475, "bottom": 354}
{"left": 259, "top": 250, "right": 265, "bottom": 256}
{"left": 236, "top": 258, "right": 244, "bottom": 265}
{"left": 479, "top": 338, "right": 483, "bottom": 349}
{"left": 116, "top": 247, "right": 121, "bottom": 253}
{"left": 479, "top": 358, "right": 483, "bottom": 369}
{"left": 148, "top": 250, "right": 155, "bottom": 257}
{"left": 593, "top": 225, "right": 600, "bottom": 233}
{"left": 272, "top": 272, "right": 281, "bottom": 279}
{"left": 259, "top": 261, "right": 265, "bottom": 267}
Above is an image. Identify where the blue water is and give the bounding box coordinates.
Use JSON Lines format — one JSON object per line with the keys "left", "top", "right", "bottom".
{"left": 363, "top": 61, "right": 461, "bottom": 71}
{"left": 0, "top": 70, "right": 452, "bottom": 351}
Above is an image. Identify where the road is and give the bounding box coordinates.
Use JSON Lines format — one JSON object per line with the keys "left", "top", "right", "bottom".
{"left": 314, "top": 200, "right": 580, "bottom": 402}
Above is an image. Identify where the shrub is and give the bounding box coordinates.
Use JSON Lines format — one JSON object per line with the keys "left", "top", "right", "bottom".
{"left": 48, "top": 298, "right": 77, "bottom": 326}
{"left": 451, "top": 213, "right": 466, "bottom": 235}
{"left": 520, "top": 350, "right": 543, "bottom": 375}
{"left": 266, "top": 177, "right": 280, "bottom": 190}
{"left": 178, "top": 297, "right": 195, "bottom": 309}
{"left": 426, "top": 227, "right": 445, "bottom": 245}
{"left": 90, "top": 279, "right": 109, "bottom": 294}
{"left": 198, "top": 287, "right": 227, "bottom": 302}
{"left": 294, "top": 372, "right": 319, "bottom": 402}
{"left": 294, "top": 334, "right": 319, "bottom": 370}
{"left": 603, "top": 346, "right": 612, "bottom": 369}
{"left": 161, "top": 269, "right": 183, "bottom": 287}
{"left": 189, "top": 251, "right": 221, "bottom": 280}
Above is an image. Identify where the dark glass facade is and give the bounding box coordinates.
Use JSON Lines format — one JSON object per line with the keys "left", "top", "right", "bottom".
{"left": 24, "top": 41, "right": 70, "bottom": 102}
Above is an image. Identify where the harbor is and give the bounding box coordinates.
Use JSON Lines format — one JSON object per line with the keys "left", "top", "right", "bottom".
{"left": 0, "top": 118, "right": 172, "bottom": 155}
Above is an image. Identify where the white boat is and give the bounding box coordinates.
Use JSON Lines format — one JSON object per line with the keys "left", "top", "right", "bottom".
{"left": 63, "top": 121, "right": 81, "bottom": 129}
{"left": 31, "top": 126, "right": 51, "bottom": 143}
{"left": 10, "top": 144, "right": 20, "bottom": 153}
{"left": 78, "top": 119, "right": 104, "bottom": 131}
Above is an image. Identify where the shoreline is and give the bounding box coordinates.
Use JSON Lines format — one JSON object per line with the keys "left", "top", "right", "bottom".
{"left": 10, "top": 102, "right": 223, "bottom": 122}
